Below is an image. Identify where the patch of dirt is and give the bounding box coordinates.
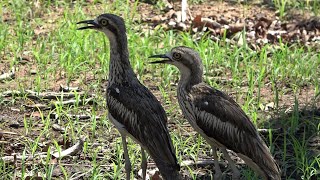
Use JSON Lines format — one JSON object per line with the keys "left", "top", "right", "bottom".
{"left": 140, "top": 1, "right": 320, "bottom": 49}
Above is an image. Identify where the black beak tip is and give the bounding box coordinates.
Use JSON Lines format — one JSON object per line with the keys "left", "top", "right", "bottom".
{"left": 149, "top": 61, "right": 160, "bottom": 64}
{"left": 76, "top": 20, "right": 100, "bottom": 30}
{"left": 148, "top": 54, "right": 171, "bottom": 64}
{"left": 149, "top": 60, "right": 171, "bottom": 64}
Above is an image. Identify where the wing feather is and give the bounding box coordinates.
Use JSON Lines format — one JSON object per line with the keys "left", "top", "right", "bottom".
{"left": 107, "top": 82, "right": 177, "bottom": 166}
{"left": 189, "top": 83, "right": 280, "bottom": 179}
{"left": 190, "top": 83, "right": 259, "bottom": 151}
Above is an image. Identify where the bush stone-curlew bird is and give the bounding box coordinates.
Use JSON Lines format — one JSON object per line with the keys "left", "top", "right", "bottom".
{"left": 77, "top": 14, "right": 180, "bottom": 180}
{"left": 150, "top": 46, "right": 281, "bottom": 180}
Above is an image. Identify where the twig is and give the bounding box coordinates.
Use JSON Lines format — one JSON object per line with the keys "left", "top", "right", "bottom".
{"left": 0, "top": 90, "right": 20, "bottom": 97}
{"left": 1, "top": 152, "right": 47, "bottom": 162}
{"left": 58, "top": 163, "right": 114, "bottom": 168}
{"left": 59, "top": 84, "right": 80, "bottom": 92}
{"left": 0, "top": 130, "right": 18, "bottom": 135}
{"left": 1, "top": 138, "right": 85, "bottom": 163}
{"left": 24, "top": 103, "right": 50, "bottom": 110}
{"left": 0, "top": 68, "right": 15, "bottom": 81}
{"left": 0, "top": 131, "right": 19, "bottom": 144}
{"left": 24, "top": 98, "right": 96, "bottom": 110}
{"left": 51, "top": 98, "right": 96, "bottom": 108}
{"left": 51, "top": 137, "right": 84, "bottom": 158}
{"left": 1, "top": 90, "right": 89, "bottom": 100}
{"left": 69, "top": 171, "right": 91, "bottom": 180}
{"left": 50, "top": 112, "right": 101, "bottom": 120}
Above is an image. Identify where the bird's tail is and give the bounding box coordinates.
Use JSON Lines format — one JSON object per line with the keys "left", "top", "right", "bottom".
{"left": 238, "top": 137, "right": 281, "bottom": 180}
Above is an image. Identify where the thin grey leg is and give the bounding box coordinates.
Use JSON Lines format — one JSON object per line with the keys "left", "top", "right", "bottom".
{"left": 141, "top": 147, "right": 147, "bottom": 180}
{"left": 221, "top": 148, "right": 240, "bottom": 180}
{"left": 122, "top": 135, "right": 131, "bottom": 180}
{"left": 211, "top": 145, "right": 222, "bottom": 180}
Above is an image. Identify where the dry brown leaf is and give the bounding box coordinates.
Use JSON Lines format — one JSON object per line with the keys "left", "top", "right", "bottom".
{"left": 192, "top": 15, "right": 202, "bottom": 28}
{"left": 229, "top": 23, "right": 245, "bottom": 34}
{"left": 151, "top": 171, "right": 161, "bottom": 180}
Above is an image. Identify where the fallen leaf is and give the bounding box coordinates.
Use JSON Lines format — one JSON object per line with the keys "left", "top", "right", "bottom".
{"left": 151, "top": 171, "right": 161, "bottom": 180}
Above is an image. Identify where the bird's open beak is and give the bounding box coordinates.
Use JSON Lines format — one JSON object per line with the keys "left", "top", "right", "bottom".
{"left": 149, "top": 54, "right": 172, "bottom": 64}
{"left": 77, "top": 20, "right": 101, "bottom": 30}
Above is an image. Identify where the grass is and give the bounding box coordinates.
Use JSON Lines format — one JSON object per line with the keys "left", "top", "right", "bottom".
{"left": 272, "top": 0, "right": 320, "bottom": 17}
{"left": 0, "top": 0, "right": 319, "bottom": 179}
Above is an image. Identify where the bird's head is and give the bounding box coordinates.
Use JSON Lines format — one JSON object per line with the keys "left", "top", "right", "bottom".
{"left": 149, "top": 46, "right": 203, "bottom": 75}
{"left": 77, "top": 13, "right": 126, "bottom": 39}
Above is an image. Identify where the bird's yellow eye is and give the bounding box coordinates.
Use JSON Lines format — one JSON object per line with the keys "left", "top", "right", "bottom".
{"left": 172, "top": 52, "right": 182, "bottom": 60}
{"left": 100, "top": 19, "right": 108, "bottom": 26}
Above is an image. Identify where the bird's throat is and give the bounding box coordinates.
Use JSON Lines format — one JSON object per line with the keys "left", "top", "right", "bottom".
{"left": 177, "top": 65, "right": 202, "bottom": 91}
{"left": 107, "top": 33, "right": 136, "bottom": 84}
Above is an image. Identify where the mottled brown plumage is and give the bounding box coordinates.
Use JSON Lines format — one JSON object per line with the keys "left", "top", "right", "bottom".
{"left": 77, "top": 14, "right": 180, "bottom": 180}
{"left": 150, "top": 46, "right": 281, "bottom": 180}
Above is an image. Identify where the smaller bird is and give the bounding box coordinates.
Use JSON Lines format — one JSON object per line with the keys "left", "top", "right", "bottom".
{"left": 150, "top": 46, "right": 281, "bottom": 180}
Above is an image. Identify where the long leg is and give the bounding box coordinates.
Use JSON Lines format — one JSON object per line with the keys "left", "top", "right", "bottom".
{"left": 141, "top": 147, "right": 147, "bottom": 180}
{"left": 122, "top": 135, "right": 131, "bottom": 180}
{"left": 221, "top": 148, "right": 240, "bottom": 180}
{"left": 211, "top": 145, "right": 222, "bottom": 180}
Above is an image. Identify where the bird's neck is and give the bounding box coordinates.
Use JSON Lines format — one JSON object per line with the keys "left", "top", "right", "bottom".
{"left": 178, "top": 65, "right": 203, "bottom": 92}
{"left": 107, "top": 33, "right": 137, "bottom": 85}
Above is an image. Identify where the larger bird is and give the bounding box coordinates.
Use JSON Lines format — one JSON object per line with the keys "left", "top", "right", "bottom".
{"left": 150, "top": 46, "right": 281, "bottom": 180}
{"left": 77, "top": 14, "right": 180, "bottom": 180}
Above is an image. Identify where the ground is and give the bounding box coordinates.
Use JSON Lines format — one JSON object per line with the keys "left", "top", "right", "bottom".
{"left": 0, "top": 0, "right": 319, "bottom": 179}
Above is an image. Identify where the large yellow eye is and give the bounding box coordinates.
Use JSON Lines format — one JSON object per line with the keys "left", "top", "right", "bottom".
{"left": 172, "top": 52, "right": 182, "bottom": 60}
{"left": 100, "top": 19, "right": 108, "bottom": 26}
